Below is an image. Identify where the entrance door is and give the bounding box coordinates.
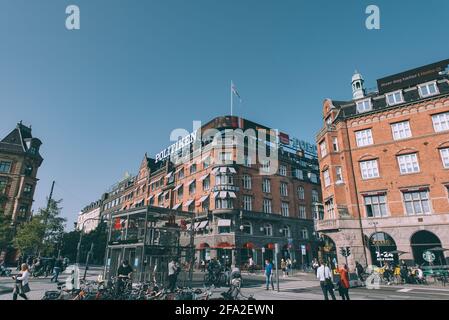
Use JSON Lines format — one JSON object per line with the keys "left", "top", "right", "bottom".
{"left": 369, "top": 232, "right": 398, "bottom": 267}
{"left": 411, "top": 230, "right": 445, "bottom": 266}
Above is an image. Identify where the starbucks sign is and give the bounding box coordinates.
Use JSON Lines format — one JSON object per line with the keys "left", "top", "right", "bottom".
{"left": 422, "top": 251, "right": 435, "bottom": 263}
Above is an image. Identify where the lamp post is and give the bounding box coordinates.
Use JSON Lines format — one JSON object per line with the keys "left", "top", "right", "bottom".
{"left": 369, "top": 221, "right": 380, "bottom": 266}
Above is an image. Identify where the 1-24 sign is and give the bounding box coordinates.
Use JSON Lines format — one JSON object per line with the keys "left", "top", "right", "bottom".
{"left": 376, "top": 251, "right": 394, "bottom": 262}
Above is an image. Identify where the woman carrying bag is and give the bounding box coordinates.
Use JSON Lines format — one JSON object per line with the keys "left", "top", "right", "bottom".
{"left": 12, "top": 263, "right": 30, "bottom": 300}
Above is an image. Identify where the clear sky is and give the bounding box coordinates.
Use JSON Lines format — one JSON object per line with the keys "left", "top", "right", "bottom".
{"left": 1, "top": 0, "right": 449, "bottom": 229}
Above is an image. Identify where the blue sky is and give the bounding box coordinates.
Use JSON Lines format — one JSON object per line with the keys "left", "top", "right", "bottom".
{"left": 1, "top": 0, "right": 449, "bottom": 229}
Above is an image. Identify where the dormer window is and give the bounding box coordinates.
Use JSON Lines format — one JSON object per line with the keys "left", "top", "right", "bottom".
{"left": 356, "top": 98, "right": 372, "bottom": 113}
{"left": 418, "top": 81, "right": 439, "bottom": 98}
{"left": 386, "top": 90, "right": 404, "bottom": 106}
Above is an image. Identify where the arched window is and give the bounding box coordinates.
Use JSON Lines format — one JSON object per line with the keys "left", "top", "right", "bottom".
{"left": 300, "top": 228, "right": 309, "bottom": 240}
{"left": 263, "top": 223, "right": 272, "bottom": 237}
{"left": 242, "top": 221, "right": 252, "bottom": 235}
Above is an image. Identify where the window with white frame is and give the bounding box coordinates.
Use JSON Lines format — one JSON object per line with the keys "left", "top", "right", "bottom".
{"left": 364, "top": 194, "right": 388, "bottom": 218}
{"left": 281, "top": 202, "right": 289, "bottom": 217}
{"left": 320, "top": 141, "right": 327, "bottom": 157}
{"left": 391, "top": 121, "right": 412, "bottom": 140}
{"left": 386, "top": 90, "right": 404, "bottom": 106}
{"left": 356, "top": 98, "right": 372, "bottom": 113}
{"left": 300, "top": 228, "right": 309, "bottom": 240}
{"left": 261, "top": 161, "right": 271, "bottom": 174}
{"left": 215, "top": 174, "right": 234, "bottom": 185}
{"left": 355, "top": 129, "right": 373, "bottom": 147}
{"left": 441, "top": 148, "right": 449, "bottom": 168}
{"left": 262, "top": 179, "right": 271, "bottom": 193}
{"left": 360, "top": 160, "right": 380, "bottom": 179}
{"left": 332, "top": 137, "right": 339, "bottom": 152}
{"left": 312, "top": 189, "right": 319, "bottom": 203}
{"left": 241, "top": 221, "right": 252, "bottom": 235}
{"left": 323, "top": 169, "right": 331, "bottom": 187}
{"left": 324, "top": 198, "right": 335, "bottom": 219}
{"left": 243, "top": 195, "right": 253, "bottom": 211}
{"left": 202, "top": 176, "right": 210, "bottom": 191}
{"left": 397, "top": 153, "right": 420, "bottom": 174}
{"left": 298, "top": 205, "right": 306, "bottom": 219}
{"left": 281, "top": 225, "right": 291, "bottom": 238}
{"left": 336, "top": 166, "right": 343, "bottom": 183}
{"left": 189, "top": 181, "right": 196, "bottom": 195}
{"left": 280, "top": 182, "right": 288, "bottom": 197}
{"left": 297, "top": 186, "right": 305, "bottom": 200}
{"left": 418, "top": 82, "right": 439, "bottom": 98}
{"left": 309, "top": 173, "right": 318, "bottom": 183}
{"left": 279, "top": 164, "right": 287, "bottom": 176}
{"left": 432, "top": 112, "right": 449, "bottom": 132}
{"left": 215, "top": 198, "right": 234, "bottom": 209}
{"left": 294, "top": 169, "right": 304, "bottom": 180}
{"left": 263, "top": 223, "right": 273, "bottom": 236}
{"left": 219, "top": 152, "right": 233, "bottom": 162}
{"left": 403, "top": 190, "right": 430, "bottom": 215}
{"left": 242, "top": 175, "right": 252, "bottom": 190}
{"left": 262, "top": 198, "right": 272, "bottom": 213}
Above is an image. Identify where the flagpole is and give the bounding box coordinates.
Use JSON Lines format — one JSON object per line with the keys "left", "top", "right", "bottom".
{"left": 230, "top": 80, "right": 233, "bottom": 116}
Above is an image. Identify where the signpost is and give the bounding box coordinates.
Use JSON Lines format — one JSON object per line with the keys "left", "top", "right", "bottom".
{"left": 275, "top": 243, "right": 280, "bottom": 292}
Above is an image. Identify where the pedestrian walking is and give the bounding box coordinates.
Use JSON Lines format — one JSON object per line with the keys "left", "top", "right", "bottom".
{"left": 394, "top": 264, "right": 401, "bottom": 285}
{"left": 12, "top": 263, "right": 30, "bottom": 300}
{"left": 264, "top": 259, "right": 274, "bottom": 290}
{"left": 168, "top": 258, "right": 180, "bottom": 293}
{"left": 286, "top": 258, "right": 292, "bottom": 276}
{"left": 51, "top": 257, "right": 63, "bottom": 282}
{"left": 200, "top": 260, "right": 206, "bottom": 272}
{"left": 355, "top": 261, "right": 364, "bottom": 282}
{"left": 312, "top": 258, "right": 319, "bottom": 275}
{"left": 280, "top": 259, "right": 287, "bottom": 278}
{"left": 336, "top": 264, "right": 350, "bottom": 300}
{"left": 317, "top": 261, "right": 336, "bottom": 300}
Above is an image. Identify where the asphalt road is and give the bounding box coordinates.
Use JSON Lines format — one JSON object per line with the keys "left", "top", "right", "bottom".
{"left": 1, "top": 267, "right": 449, "bottom": 300}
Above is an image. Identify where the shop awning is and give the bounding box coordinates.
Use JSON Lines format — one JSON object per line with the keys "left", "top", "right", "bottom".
{"left": 197, "top": 220, "right": 209, "bottom": 230}
{"left": 175, "top": 167, "right": 184, "bottom": 174}
{"left": 216, "top": 191, "right": 235, "bottom": 199}
{"left": 184, "top": 199, "right": 194, "bottom": 207}
{"left": 196, "top": 195, "right": 209, "bottom": 206}
{"left": 197, "top": 243, "right": 210, "bottom": 249}
{"left": 172, "top": 203, "right": 182, "bottom": 210}
{"left": 243, "top": 242, "right": 256, "bottom": 249}
{"left": 199, "top": 173, "right": 210, "bottom": 181}
{"left": 162, "top": 190, "right": 169, "bottom": 197}
{"left": 173, "top": 184, "right": 183, "bottom": 191}
{"left": 147, "top": 194, "right": 154, "bottom": 201}
{"left": 165, "top": 172, "right": 173, "bottom": 179}
{"left": 215, "top": 242, "right": 234, "bottom": 249}
{"left": 217, "top": 219, "right": 231, "bottom": 227}
{"left": 228, "top": 191, "right": 236, "bottom": 199}
{"left": 155, "top": 192, "right": 163, "bottom": 199}
{"left": 212, "top": 167, "right": 236, "bottom": 175}
{"left": 187, "top": 179, "right": 196, "bottom": 186}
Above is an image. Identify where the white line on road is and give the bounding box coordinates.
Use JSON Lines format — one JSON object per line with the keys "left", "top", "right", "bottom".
{"left": 397, "top": 288, "right": 413, "bottom": 293}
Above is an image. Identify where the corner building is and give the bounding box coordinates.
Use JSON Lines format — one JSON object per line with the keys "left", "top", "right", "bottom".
{"left": 316, "top": 59, "right": 449, "bottom": 268}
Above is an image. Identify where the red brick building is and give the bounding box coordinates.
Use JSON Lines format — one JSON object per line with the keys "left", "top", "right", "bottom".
{"left": 316, "top": 60, "right": 449, "bottom": 268}
{"left": 106, "top": 116, "right": 322, "bottom": 271}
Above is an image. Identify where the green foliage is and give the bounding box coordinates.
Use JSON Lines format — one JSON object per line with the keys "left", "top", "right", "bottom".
{"left": 0, "top": 214, "right": 14, "bottom": 251}
{"left": 13, "top": 198, "right": 66, "bottom": 257}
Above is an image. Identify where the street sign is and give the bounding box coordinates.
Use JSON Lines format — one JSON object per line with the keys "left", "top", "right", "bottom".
{"left": 275, "top": 243, "right": 279, "bottom": 255}
{"left": 423, "top": 251, "right": 436, "bottom": 263}
{"left": 301, "top": 245, "right": 306, "bottom": 256}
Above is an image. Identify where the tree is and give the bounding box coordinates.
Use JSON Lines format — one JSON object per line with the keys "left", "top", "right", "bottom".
{"left": 0, "top": 214, "right": 14, "bottom": 254}
{"left": 14, "top": 198, "right": 66, "bottom": 257}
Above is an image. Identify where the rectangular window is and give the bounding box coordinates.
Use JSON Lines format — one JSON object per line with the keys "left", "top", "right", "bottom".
{"left": 0, "top": 161, "right": 12, "bottom": 173}
{"left": 280, "top": 182, "right": 288, "bottom": 197}
{"left": 320, "top": 141, "right": 327, "bottom": 157}
{"left": 336, "top": 167, "right": 343, "bottom": 183}
{"left": 397, "top": 153, "right": 420, "bottom": 174}
{"left": 242, "top": 175, "right": 252, "bottom": 190}
{"left": 297, "top": 186, "right": 305, "bottom": 200}
{"left": 243, "top": 195, "right": 253, "bottom": 211}
{"left": 23, "top": 184, "right": 33, "bottom": 196}
{"left": 202, "top": 177, "right": 210, "bottom": 191}
{"left": 324, "top": 198, "right": 335, "bottom": 219}
{"left": 309, "top": 173, "right": 318, "bottom": 184}
{"left": 279, "top": 164, "right": 287, "bottom": 176}
{"left": 432, "top": 112, "right": 449, "bottom": 132}
{"left": 219, "top": 152, "right": 233, "bottom": 162}
{"left": 281, "top": 202, "right": 289, "bottom": 217}
{"left": 360, "top": 160, "right": 380, "bottom": 179}
{"left": 355, "top": 129, "right": 373, "bottom": 147}
{"left": 332, "top": 137, "right": 339, "bottom": 152}
{"left": 323, "top": 169, "right": 331, "bottom": 187}
{"left": 263, "top": 199, "right": 272, "bottom": 213}
{"left": 298, "top": 205, "right": 306, "bottom": 219}
{"left": 386, "top": 90, "right": 404, "bottom": 106}
{"left": 294, "top": 169, "right": 304, "bottom": 180}
{"left": 441, "top": 148, "right": 449, "bottom": 168}
{"left": 262, "top": 179, "right": 271, "bottom": 193}
{"left": 418, "top": 82, "right": 439, "bottom": 98}
{"left": 178, "top": 169, "right": 185, "bottom": 179}
{"left": 356, "top": 98, "right": 372, "bottom": 113}
{"left": 189, "top": 182, "right": 196, "bottom": 195}
{"left": 391, "top": 121, "right": 412, "bottom": 140}
{"left": 364, "top": 194, "right": 388, "bottom": 218}
{"left": 190, "top": 164, "right": 197, "bottom": 174}
{"left": 312, "top": 190, "right": 319, "bottom": 203}
{"left": 244, "top": 155, "right": 252, "bottom": 167}
{"left": 403, "top": 190, "right": 430, "bottom": 215}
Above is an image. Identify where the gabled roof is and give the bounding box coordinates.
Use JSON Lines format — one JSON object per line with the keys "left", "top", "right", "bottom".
{"left": 0, "top": 122, "right": 43, "bottom": 163}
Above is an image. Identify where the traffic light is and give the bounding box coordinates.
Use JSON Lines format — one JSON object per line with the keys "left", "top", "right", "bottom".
{"left": 346, "top": 247, "right": 351, "bottom": 257}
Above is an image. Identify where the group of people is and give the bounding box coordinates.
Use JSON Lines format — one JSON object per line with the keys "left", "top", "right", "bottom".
{"left": 280, "top": 258, "right": 293, "bottom": 278}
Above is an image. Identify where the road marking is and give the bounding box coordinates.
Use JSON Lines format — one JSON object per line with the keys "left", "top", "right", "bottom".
{"left": 397, "top": 288, "right": 413, "bottom": 293}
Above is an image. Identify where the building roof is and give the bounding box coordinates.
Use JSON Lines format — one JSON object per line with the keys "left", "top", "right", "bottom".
{"left": 328, "top": 59, "right": 449, "bottom": 122}
{"left": 0, "top": 121, "right": 43, "bottom": 164}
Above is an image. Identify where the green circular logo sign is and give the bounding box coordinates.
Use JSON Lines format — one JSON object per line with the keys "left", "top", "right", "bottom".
{"left": 423, "top": 251, "right": 435, "bottom": 263}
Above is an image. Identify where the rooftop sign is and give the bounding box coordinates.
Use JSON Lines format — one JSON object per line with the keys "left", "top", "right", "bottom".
{"left": 377, "top": 59, "right": 449, "bottom": 94}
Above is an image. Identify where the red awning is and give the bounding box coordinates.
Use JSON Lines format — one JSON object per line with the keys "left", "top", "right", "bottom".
{"left": 215, "top": 242, "right": 234, "bottom": 249}
{"left": 197, "top": 243, "right": 210, "bottom": 249}
{"left": 243, "top": 242, "right": 256, "bottom": 249}
{"left": 266, "top": 243, "right": 275, "bottom": 250}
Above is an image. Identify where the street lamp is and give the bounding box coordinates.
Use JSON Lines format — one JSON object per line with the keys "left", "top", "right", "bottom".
{"left": 369, "top": 221, "right": 381, "bottom": 266}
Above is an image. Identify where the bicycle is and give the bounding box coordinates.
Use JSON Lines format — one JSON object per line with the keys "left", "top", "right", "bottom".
{"left": 204, "top": 271, "right": 227, "bottom": 287}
